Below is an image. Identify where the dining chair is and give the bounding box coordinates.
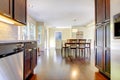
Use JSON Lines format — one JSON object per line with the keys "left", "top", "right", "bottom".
{"left": 61, "top": 40, "right": 70, "bottom": 57}
{"left": 69, "top": 41, "right": 78, "bottom": 58}
{"left": 78, "top": 39, "right": 86, "bottom": 57}
{"left": 85, "top": 39, "right": 91, "bottom": 56}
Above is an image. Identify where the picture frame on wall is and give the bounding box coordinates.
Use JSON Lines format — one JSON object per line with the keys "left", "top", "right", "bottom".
{"left": 76, "top": 31, "right": 83, "bottom": 39}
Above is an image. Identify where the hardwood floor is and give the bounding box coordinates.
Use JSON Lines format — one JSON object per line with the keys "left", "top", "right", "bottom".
{"left": 30, "top": 48, "right": 108, "bottom": 80}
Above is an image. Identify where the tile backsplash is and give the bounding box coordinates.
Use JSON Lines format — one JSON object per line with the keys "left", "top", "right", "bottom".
{"left": 0, "top": 22, "right": 18, "bottom": 40}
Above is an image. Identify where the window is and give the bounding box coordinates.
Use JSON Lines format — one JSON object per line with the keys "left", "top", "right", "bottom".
{"left": 19, "top": 22, "right": 36, "bottom": 40}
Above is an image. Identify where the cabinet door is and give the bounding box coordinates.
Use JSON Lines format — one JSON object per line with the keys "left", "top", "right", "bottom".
{"left": 104, "top": 22, "right": 110, "bottom": 77}
{"left": 14, "top": 0, "right": 26, "bottom": 24}
{"left": 95, "top": 0, "right": 105, "bottom": 24}
{"left": 0, "top": 0, "right": 12, "bottom": 17}
{"left": 105, "top": 0, "right": 110, "bottom": 20}
{"left": 31, "top": 48, "right": 37, "bottom": 70}
{"left": 95, "top": 25, "right": 104, "bottom": 71}
{"left": 24, "top": 50, "right": 31, "bottom": 79}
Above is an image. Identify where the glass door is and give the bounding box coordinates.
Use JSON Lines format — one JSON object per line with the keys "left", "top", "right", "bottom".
{"left": 55, "top": 32, "right": 62, "bottom": 49}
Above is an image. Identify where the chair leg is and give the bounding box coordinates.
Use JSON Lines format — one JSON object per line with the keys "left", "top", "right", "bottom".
{"left": 81, "top": 49, "right": 83, "bottom": 57}
{"left": 89, "top": 48, "right": 91, "bottom": 56}
{"left": 75, "top": 49, "right": 77, "bottom": 58}
{"left": 83, "top": 49, "right": 85, "bottom": 57}
{"left": 65, "top": 48, "right": 68, "bottom": 57}
{"left": 61, "top": 48, "right": 63, "bottom": 56}
{"left": 85, "top": 48, "right": 91, "bottom": 58}
{"left": 79, "top": 49, "right": 80, "bottom": 56}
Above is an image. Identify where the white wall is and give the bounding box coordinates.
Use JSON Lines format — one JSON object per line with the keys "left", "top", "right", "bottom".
{"left": 84, "top": 22, "right": 95, "bottom": 49}
{"left": 111, "top": 0, "right": 120, "bottom": 80}
{"left": 27, "top": 16, "right": 36, "bottom": 26}
{"left": 48, "top": 28, "right": 72, "bottom": 48}
{"left": 72, "top": 26, "right": 86, "bottom": 38}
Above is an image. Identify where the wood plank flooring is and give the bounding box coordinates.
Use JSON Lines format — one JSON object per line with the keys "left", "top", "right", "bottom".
{"left": 30, "top": 49, "right": 108, "bottom": 80}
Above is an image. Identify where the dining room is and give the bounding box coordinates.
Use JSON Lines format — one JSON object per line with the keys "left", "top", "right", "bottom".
{"left": 48, "top": 22, "right": 95, "bottom": 50}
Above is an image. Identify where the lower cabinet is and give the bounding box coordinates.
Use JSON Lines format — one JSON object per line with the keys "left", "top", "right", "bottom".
{"left": 24, "top": 50, "right": 31, "bottom": 79}
{"left": 95, "top": 24, "right": 104, "bottom": 71}
{"left": 95, "top": 21, "right": 110, "bottom": 78}
{"left": 24, "top": 42, "right": 37, "bottom": 80}
{"left": 31, "top": 48, "right": 37, "bottom": 70}
{"left": 104, "top": 22, "right": 110, "bottom": 77}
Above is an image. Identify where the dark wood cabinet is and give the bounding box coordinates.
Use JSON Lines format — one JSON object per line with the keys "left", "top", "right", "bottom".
{"left": 31, "top": 48, "right": 37, "bottom": 70}
{"left": 95, "top": 0, "right": 105, "bottom": 24}
{"left": 95, "top": 0, "right": 110, "bottom": 24}
{"left": 105, "top": 0, "right": 110, "bottom": 20}
{"left": 24, "top": 50, "right": 31, "bottom": 79}
{"left": 24, "top": 42, "right": 37, "bottom": 80}
{"left": 0, "top": 0, "right": 26, "bottom": 25}
{"left": 14, "top": 0, "right": 26, "bottom": 24}
{"left": 95, "top": 0, "right": 110, "bottom": 78}
{"left": 95, "top": 23, "right": 110, "bottom": 77}
{"left": 104, "top": 22, "right": 110, "bottom": 77}
{"left": 0, "top": 0, "right": 13, "bottom": 17}
{"left": 95, "top": 25, "right": 104, "bottom": 71}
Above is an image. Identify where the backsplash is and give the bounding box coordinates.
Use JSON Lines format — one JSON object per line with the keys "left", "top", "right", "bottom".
{"left": 0, "top": 22, "right": 18, "bottom": 40}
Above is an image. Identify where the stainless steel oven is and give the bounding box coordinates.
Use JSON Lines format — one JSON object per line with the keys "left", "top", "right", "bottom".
{"left": 114, "top": 13, "right": 120, "bottom": 38}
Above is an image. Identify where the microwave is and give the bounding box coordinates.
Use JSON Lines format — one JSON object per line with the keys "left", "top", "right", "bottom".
{"left": 114, "top": 13, "right": 120, "bottom": 38}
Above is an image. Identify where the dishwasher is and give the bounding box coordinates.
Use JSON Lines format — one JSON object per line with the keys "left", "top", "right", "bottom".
{"left": 0, "top": 43, "right": 24, "bottom": 80}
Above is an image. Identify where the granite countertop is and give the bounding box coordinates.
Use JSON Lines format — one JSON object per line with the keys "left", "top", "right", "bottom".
{"left": 0, "top": 40, "right": 37, "bottom": 44}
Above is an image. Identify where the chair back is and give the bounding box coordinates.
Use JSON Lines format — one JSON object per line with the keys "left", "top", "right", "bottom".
{"left": 78, "top": 39, "right": 86, "bottom": 48}
{"left": 79, "top": 39, "right": 86, "bottom": 43}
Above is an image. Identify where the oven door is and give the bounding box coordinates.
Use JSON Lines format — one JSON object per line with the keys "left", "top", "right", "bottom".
{"left": 0, "top": 51, "right": 23, "bottom": 80}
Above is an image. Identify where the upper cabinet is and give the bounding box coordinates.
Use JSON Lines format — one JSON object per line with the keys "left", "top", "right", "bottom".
{"left": 95, "top": 0, "right": 110, "bottom": 24}
{"left": 14, "top": 0, "right": 26, "bottom": 24}
{"left": 0, "top": 0, "right": 26, "bottom": 25}
{"left": 105, "top": 0, "right": 110, "bottom": 20}
{"left": 0, "top": 0, "right": 13, "bottom": 18}
{"left": 95, "top": 0, "right": 105, "bottom": 24}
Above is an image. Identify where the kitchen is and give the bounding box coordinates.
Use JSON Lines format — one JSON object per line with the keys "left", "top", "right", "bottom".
{"left": 0, "top": 0, "right": 120, "bottom": 80}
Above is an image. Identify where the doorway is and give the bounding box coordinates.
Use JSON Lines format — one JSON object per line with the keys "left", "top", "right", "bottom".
{"left": 55, "top": 32, "right": 62, "bottom": 49}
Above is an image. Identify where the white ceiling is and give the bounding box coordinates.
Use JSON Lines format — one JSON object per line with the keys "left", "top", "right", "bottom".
{"left": 27, "top": 0, "right": 95, "bottom": 27}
